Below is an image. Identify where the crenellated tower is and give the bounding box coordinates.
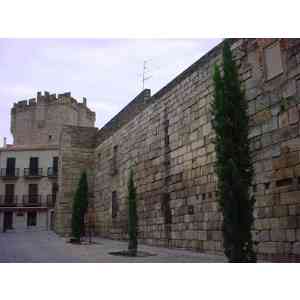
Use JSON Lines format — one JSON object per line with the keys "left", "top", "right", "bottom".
{"left": 10, "top": 91, "right": 96, "bottom": 145}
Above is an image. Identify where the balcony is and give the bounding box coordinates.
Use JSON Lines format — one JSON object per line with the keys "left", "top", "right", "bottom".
{"left": 0, "top": 195, "right": 18, "bottom": 207}
{"left": 22, "top": 195, "right": 42, "bottom": 207}
{"left": 0, "top": 168, "right": 20, "bottom": 179}
{"left": 24, "top": 168, "right": 43, "bottom": 178}
{"left": 47, "top": 167, "right": 58, "bottom": 178}
{"left": 46, "top": 194, "right": 56, "bottom": 207}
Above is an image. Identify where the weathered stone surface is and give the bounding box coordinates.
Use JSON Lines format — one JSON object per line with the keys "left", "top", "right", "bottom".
{"left": 288, "top": 106, "right": 299, "bottom": 125}
{"left": 11, "top": 91, "right": 95, "bottom": 146}
{"left": 279, "top": 112, "right": 289, "bottom": 128}
{"left": 53, "top": 39, "right": 300, "bottom": 260}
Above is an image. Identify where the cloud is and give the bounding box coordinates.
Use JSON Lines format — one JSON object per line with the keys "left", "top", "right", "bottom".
{"left": 0, "top": 38, "right": 222, "bottom": 143}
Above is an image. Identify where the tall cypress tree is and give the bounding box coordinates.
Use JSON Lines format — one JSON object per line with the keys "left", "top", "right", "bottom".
{"left": 71, "top": 171, "right": 88, "bottom": 242}
{"left": 127, "top": 168, "right": 138, "bottom": 256}
{"left": 212, "top": 40, "right": 256, "bottom": 262}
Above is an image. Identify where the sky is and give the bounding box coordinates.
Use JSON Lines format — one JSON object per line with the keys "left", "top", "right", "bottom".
{"left": 0, "top": 38, "right": 222, "bottom": 145}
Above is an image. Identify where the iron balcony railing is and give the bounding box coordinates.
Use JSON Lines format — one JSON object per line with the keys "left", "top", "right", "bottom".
{"left": 24, "top": 168, "right": 43, "bottom": 178}
{"left": 0, "top": 168, "right": 20, "bottom": 178}
{"left": 46, "top": 194, "right": 56, "bottom": 207}
{"left": 22, "top": 195, "right": 42, "bottom": 206}
{"left": 47, "top": 167, "right": 58, "bottom": 177}
{"left": 0, "top": 195, "right": 18, "bottom": 207}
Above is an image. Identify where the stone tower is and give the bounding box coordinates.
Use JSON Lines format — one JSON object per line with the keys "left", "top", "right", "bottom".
{"left": 10, "top": 91, "right": 96, "bottom": 145}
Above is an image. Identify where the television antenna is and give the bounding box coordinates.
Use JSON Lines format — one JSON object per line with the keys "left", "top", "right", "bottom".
{"left": 141, "top": 59, "right": 152, "bottom": 90}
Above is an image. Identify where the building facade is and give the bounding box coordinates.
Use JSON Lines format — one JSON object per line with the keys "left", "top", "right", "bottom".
{"left": 0, "top": 92, "right": 95, "bottom": 232}
{"left": 55, "top": 38, "right": 300, "bottom": 262}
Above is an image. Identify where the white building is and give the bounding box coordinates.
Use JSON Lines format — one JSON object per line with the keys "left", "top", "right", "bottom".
{"left": 0, "top": 91, "right": 95, "bottom": 234}
{"left": 0, "top": 144, "right": 59, "bottom": 232}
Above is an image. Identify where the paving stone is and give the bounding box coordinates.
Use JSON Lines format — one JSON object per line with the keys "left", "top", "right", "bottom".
{"left": 0, "top": 231, "right": 226, "bottom": 263}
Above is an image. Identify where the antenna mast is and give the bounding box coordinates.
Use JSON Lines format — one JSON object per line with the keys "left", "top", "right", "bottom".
{"left": 142, "top": 60, "right": 152, "bottom": 90}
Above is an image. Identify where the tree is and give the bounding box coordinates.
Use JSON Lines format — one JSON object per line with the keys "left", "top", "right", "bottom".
{"left": 127, "top": 168, "right": 138, "bottom": 256}
{"left": 212, "top": 40, "right": 256, "bottom": 262}
{"left": 71, "top": 171, "right": 88, "bottom": 242}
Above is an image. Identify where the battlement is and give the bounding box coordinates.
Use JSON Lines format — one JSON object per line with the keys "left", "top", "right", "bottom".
{"left": 10, "top": 91, "right": 96, "bottom": 145}
{"left": 12, "top": 91, "right": 93, "bottom": 115}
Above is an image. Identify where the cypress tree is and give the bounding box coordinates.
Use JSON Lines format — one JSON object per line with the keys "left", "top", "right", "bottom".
{"left": 71, "top": 171, "right": 88, "bottom": 242}
{"left": 127, "top": 168, "right": 138, "bottom": 256}
{"left": 212, "top": 40, "right": 256, "bottom": 262}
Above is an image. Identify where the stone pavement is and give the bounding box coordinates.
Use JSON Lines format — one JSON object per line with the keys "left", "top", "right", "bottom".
{"left": 0, "top": 230, "right": 226, "bottom": 263}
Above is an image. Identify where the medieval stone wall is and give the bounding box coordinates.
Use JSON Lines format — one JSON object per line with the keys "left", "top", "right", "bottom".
{"left": 58, "top": 38, "right": 300, "bottom": 261}
{"left": 54, "top": 126, "right": 98, "bottom": 235}
{"left": 11, "top": 92, "right": 96, "bottom": 146}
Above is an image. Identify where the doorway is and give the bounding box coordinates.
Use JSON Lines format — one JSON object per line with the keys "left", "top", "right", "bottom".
{"left": 29, "top": 157, "right": 39, "bottom": 176}
{"left": 3, "top": 211, "right": 13, "bottom": 232}
{"left": 5, "top": 184, "right": 15, "bottom": 205}
{"left": 6, "top": 157, "right": 16, "bottom": 176}
{"left": 50, "top": 211, "right": 55, "bottom": 230}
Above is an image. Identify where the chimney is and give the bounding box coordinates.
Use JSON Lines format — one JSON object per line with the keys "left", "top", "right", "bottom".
{"left": 3, "top": 137, "right": 7, "bottom": 148}
{"left": 83, "top": 97, "right": 87, "bottom": 106}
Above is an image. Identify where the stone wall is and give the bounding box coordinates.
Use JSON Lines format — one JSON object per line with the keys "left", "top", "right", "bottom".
{"left": 58, "top": 38, "right": 300, "bottom": 261}
{"left": 55, "top": 125, "right": 98, "bottom": 235}
{"left": 11, "top": 91, "right": 96, "bottom": 146}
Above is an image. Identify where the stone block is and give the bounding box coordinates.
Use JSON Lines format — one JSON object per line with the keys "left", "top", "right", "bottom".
{"left": 279, "top": 112, "right": 289, "bottom": 128}
{"left": 287, "top": 151, "right": 300, "bottom": 166}
{"left": 292, "top": 242, "right": 300, "bottom": 255}
{"left": 198, "top": 230, "right": 207, "bottom": 241}
{"left": 249, "top": 126, "right": 262, "bottom": 138}
{"left": 273, "top": 167, "right": 293, "bottom": 180}
{"left": 270, "top": 229, "right": 286, "bottom": 241}
{"left": 258, "top": 242, "right": 277, "bottom": 254}
{"left": 256, "top": 96, "right": 270, "bottom": 112}
{"left": 286, "top": 229, "right": 296, "bottom": 242}
{"left": 279, "top": 216, "right": 298, "bottom": 229}
{"left": 272, "top": 156, "right": 287, "bottom": 170}
{"left": 281, "top": 191, "right": 300, "bottom": 205}
{"left": 253, "top": 110, "right": 272, "bottom": 125}
{"left": 273, "top": 205, "right": 288, "bottom": 217}
{"left": 288, "top": 106, "right": 299, "bottom": 125}
{"left": 271, "top": 144, "right": 281, "bottom": 158}
{"left": 258, "top": 230, "right": 270, "bottom": 242}
{"left": 261, "top": 133, "right": 272, "bottom": 147}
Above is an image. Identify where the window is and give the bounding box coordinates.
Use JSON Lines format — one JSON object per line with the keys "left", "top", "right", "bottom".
{"left": 161, "top": 193, "right": 172, "bottom": 224}
{"left": 164, "top": 119, "right": 170, "bottom": 147}
{"left": 264, "top": 42, "right": 283, "bottom": 80}
{"left": 97, "top": 152, "right": 101, "bottom": 167}
{"left": 112, "top": 191, "right": 118, "bottom": 218}
{"left": 29, "top": 157, "right": 39, "bottom": 175}
{"left": 27, "top": 211, "right": 37, "bottom": 226}
{"left": 111, "top": 146, "right": 118, "bottom": 175}
{"left": 53, "top": 157, "right": 59, "bottom": 174}
{"left": 113, "top": 145, "right": 118, "bottom": 159}
{"left": 6, "top": 157, "right": 16, "bottom": 176}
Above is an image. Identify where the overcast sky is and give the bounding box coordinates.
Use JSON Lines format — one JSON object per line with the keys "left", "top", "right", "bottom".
{"left": 0, "top": 39, "right": 222, "bottom": 145}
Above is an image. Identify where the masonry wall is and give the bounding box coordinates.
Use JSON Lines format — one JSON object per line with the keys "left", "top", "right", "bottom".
{"left": 55, "top": 126, "right": 98, "bottom": 235}
{"left": 59, "top": 38, "right": 300, "bottom": 261}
